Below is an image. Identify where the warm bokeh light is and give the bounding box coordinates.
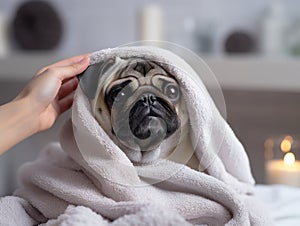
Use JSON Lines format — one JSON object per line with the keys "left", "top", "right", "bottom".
{"left": 284, "top": 152, "right": 296, "bottom": 166}
{"left": 264, "top": 138, "right": 274, "bottom": 150}
{"left": 264, "top": 138, "right": 274, "bottom": 160}
{"left": 281, "top": 138, "right": 292, "bottom": 153}
{"left": 285, "top": 135, "right": 294, "bottom": 143}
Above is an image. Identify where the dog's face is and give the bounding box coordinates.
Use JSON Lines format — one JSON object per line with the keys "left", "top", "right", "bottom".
{"left": 94, "top": 59, "right": 184, "bottom": 163}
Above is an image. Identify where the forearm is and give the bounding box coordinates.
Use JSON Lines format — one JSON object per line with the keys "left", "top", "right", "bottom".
{"left": 0, "top": 97, "right": 38, "bottom": 155}
{"left": 0, "top": 54, "right": 89, "bottom": 156}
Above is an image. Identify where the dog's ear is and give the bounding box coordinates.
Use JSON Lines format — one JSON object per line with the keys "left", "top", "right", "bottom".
{"left": 77, "top": 62, "right": 103, "bottom": 99}
{"left": 77, "top": 59, "right": 115, "bottom": 99}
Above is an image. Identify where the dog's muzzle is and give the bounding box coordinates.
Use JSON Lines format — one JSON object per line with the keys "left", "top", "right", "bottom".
{"left": 112, "top": 91, "right": 180, "bottom": 152}
{"left": 129, "top": 92, "right": 179, "bottom": 140}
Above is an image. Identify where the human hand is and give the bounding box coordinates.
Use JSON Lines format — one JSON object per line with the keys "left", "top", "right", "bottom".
{"left": 15, "top": 54, "right": 90, "bottom": 133}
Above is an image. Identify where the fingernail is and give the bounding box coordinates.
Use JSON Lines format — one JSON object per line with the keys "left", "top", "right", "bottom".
{"left": 78, "top": 56, "right": 90, "bottom": 65}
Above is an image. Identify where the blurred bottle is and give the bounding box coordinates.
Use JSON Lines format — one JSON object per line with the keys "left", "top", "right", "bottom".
{"left": 195, "top": 19, "right": 216, "bottom": 55}
{"left": 182, "top": 17, "right": 216, "bottom": 55}
{"left": 182, "top": 17, "right": 197, "bottom": 51}
{"left": 138, "top": 4, "right": 164, "bottom": 41}
{"left": 259, "top": 2, "right": 288, "bottom": 56}
{"left": 286, "top": 19, "right": 300, "bottom": 56}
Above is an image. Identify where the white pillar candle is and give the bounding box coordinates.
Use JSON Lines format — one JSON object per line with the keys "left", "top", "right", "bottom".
{"left": 266, "top": 152, "right": 300, "bottom": 187}
{"left": 0, "top": 12, "right": 8, "bottom": 58}
{"left": 138, "top": 4, "right": 164, "bottom": 41}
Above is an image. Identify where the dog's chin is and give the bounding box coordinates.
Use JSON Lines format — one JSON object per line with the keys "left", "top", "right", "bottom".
{"left": 112, "top": 115, "right": 172, "bottom": 163}
{"left": 123, "top": 146, "right": 162, "bottom": 164}
{"left": 116, "top": 136, "right": 163, "bottom": 164}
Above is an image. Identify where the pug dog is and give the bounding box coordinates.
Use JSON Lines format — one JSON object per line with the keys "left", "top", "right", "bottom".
{"left": 92, "top": 58, "right": 193, "bottom": 165}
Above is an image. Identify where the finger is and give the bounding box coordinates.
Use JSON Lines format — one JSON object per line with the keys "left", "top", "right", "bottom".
{"left": 37, "top": 53, "right": 90, "bottom": 76}
{"left": 49, "top": 53, "right": 90, "bottom": 68}
{"left": 58, "top": 77, "right": 79, "bottom": 100}
{"left": 57, "top": 92, "right": 75, "bottom": 114}
{"left": 40, "top": 56, "right": 90, "bottom": 81}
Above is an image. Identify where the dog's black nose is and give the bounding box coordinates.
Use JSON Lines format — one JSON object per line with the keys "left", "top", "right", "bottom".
{"left": 129, "top": 92, "right": 180, "bottom": 141}
{"left": 141, "top": 93, "right": 156, "bottom": 105}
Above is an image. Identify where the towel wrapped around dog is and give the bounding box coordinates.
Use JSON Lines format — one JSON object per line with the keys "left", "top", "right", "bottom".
{"left": 0, "top": 46, "right": 273, "bottom": 225}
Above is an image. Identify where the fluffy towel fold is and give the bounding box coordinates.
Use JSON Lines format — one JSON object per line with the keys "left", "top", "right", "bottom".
{"left": 0, "top": 46, "right": 273, "bottom": 225}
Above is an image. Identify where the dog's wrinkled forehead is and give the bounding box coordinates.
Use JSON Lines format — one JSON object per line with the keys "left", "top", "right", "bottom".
{"left": 122, "top": 60, "right": 154, "bottom": 77}
{"left": 105, "top": 58, "right": 174, "bottom": 91}
{"left": 119, "top": 59, "right": 168, "bottom": 78}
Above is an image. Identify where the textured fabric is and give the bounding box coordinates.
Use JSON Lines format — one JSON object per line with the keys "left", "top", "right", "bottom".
{"left": 255, "top": 185, "right": 300, "bottom": 226}
{"left": 1, "top": 46, "right": 273, "bottom": 225}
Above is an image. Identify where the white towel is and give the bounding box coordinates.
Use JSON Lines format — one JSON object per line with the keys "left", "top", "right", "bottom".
{"left": 1, "top": 46, "right": 273, "bottom": 225}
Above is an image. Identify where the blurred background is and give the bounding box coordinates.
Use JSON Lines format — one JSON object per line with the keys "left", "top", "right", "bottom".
{"left": 1, "top": 0, "right": 300, "bottom": 195}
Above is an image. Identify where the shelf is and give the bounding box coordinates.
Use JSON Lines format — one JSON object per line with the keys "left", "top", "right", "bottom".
{"left": 205, "top": 55, "right": 300, "bottom": 92}
{"left": 1, "top": 53, "right": 300, "bottom": 92}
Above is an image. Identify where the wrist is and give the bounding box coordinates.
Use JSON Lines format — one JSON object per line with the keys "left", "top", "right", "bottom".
{"left": 13, "top": 96, "right": 40, "bottom": 135}
{"left": 21, "top": 96, "right": 41, "bottom": 134}
{"left": 0, "top": 97, "right": 39, "bottom": 155}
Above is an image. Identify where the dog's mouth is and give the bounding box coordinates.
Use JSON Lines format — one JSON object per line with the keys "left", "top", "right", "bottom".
{"left": 113, "top": 93, "right": 180, "bottom": 152}
{"left": 129, "top": 95, "right": 179, "bottom": 140}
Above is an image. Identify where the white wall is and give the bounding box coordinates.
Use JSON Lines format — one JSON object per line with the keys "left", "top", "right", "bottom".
{"left": 1, "top": 0, "right": 300, "bottom": 56}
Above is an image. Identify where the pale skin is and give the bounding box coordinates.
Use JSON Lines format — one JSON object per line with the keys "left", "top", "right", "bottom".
{"left": 0, "top": 54, "right": 90, "bottom": 155}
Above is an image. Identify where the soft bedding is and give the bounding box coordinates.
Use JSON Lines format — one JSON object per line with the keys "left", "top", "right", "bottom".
{"left": 255, "top": 184, "right": 300, "bottom": 226}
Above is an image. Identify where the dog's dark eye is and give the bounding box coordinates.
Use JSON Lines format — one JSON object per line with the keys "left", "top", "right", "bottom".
{"left": 105, "top": 80, "right": 131, "bottom": 108}
{"left": 164, "top": 83, "right": 180, "bottom": 103}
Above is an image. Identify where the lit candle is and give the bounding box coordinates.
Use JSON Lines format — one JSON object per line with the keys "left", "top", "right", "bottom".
{"left": 266, "top": 152, "right": 300, "bottom": 187}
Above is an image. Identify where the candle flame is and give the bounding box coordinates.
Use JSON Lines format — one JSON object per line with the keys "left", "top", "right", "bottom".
{"left": 285, "top": 135, "right": 294, "bottom": 143}
{"left": 284, "top": 152, "right": 295, "bottom": 166}
{"left": 281, "top": 139, "right": 292, "bottom": 153}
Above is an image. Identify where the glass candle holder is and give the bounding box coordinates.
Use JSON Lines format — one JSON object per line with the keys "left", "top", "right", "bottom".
{"left": 265, "top": 135, "right": 300, "bottom": 187}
